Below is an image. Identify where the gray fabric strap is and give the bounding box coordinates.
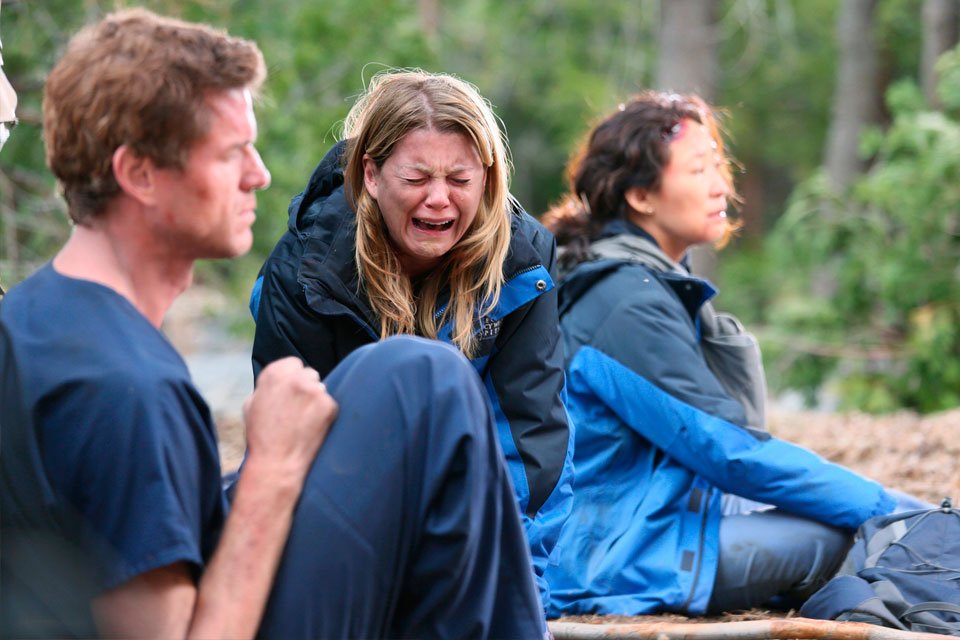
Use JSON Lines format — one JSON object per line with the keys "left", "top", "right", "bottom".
{"left": 904, "top": 602, "right": 960, "bottom": 616}
{"left": 863, "top": 519, "right": 909, "bottom": 569}
{"left": 901, "top": 602, "right": 960, "bottom": 634}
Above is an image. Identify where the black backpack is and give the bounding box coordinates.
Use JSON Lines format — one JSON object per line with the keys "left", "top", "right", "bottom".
{"left": 800, "top": 499, "right": 960, "bottom": 636}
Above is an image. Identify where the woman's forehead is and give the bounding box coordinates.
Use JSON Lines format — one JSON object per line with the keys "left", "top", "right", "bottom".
{"left": 390, "top": 128, "right": 482, "bottom": 166}
{"left": 667, "top": 118, "right": 715, "bottom": 161}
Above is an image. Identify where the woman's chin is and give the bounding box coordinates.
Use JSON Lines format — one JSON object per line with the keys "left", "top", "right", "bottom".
{"left": 705, "top": 220, "right": 729, "bottom": 242}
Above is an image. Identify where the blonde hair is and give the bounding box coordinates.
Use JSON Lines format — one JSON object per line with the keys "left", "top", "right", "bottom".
{"left": 342, "top": 69, "right": 513, "bottom": 358}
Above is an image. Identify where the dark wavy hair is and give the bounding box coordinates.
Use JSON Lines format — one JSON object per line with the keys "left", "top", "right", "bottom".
{"left": 542, "top": 91, "right": 739, "bottom": 271}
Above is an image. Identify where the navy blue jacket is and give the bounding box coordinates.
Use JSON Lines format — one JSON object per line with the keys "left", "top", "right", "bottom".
{"left": 249, "top": 142, "right": 574, "bottom": 607}
{"left": 544, "top": 230, "right": 895, "bottom": 617}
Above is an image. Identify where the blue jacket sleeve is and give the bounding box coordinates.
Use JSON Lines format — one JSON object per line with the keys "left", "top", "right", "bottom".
{"left": 488, "top": 229, "right": 574, "bottom": 608}
{"left": 568, "top": 345, "right": 894, "bottom": 529}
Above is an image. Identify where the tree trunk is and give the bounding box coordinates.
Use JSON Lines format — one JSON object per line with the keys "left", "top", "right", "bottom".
{"left": 656, "top": 0, "right": 721, "bottom": 280}
{"left": 921, "top": 0, "right": 960, "bottom": 108}
{"left": 738, "top": 167, "right": 765, "bottom": 240}
{"left": 0, "top": 171, "right": 17, "bottom": 286}
{"left": 823, "top": 0, "right": 880, "bottom": 196}
{"left": 418, "top": 0, "right": 439, "bottom": 39}
{"left": 656, "top": 0, "right": 719, "bottom": 99}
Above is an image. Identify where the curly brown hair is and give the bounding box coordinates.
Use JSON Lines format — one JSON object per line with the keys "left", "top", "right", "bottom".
{"left": 42, "top": 8, "right": 265, "bottom": 225}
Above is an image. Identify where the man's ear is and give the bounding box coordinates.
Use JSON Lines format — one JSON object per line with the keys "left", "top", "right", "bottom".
{"left": 624, "top": 186, "right": 654, "bottom": 216}
{"left": 112, "top": 145, "right": 158, "bottom": 206}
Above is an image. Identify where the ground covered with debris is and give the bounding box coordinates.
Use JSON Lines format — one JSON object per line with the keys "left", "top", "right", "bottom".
{"left": 767, "top": 407, "right": 960, "bottom": 507}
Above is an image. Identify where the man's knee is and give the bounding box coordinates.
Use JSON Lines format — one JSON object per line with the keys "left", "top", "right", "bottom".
{"left": 347, "top": 335, "right": 470, "bottom": 378}
{"left": 328, "top": 336, "right": 483, "bottom": 411}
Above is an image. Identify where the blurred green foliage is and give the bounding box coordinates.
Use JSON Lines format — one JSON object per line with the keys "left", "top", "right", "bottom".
{"left": 3, "top": 0, "right": 957, "bottom": 412}
{"left": 0, "top": 0, "right": 663, "bottom": 287}
{"left": 748, "top": 51, "right": 960, "bottom": 413}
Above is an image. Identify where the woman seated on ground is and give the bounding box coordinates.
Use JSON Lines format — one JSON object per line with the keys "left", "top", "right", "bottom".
{"left": 541, "top": 91, "right": 924, "bottom": 617}
{"left": 249, "top": 69, "right": 573, "bottom": 611}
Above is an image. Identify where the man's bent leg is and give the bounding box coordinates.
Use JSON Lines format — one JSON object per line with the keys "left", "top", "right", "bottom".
{"left": 708, "top": 509, "right": 852, "bottom": 614}
{"left": 257, "top": 336, "right": 543, "bottom": 639}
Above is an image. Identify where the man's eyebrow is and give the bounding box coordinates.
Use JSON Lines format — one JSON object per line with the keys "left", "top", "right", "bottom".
{"left": 231, "top": 139, "right": 256, "bottom": 151}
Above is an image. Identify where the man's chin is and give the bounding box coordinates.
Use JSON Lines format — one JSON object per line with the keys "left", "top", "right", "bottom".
{"left": 233, "top": 241, "right": 254, "bottom": 258}
{"left": 227, "top": 232, "right": 255, "bottom": 258}
{"left": 203, "top": 240, "right": 253, "bottom": 261}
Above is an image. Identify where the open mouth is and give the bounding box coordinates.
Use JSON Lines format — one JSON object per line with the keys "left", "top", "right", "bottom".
{"left": 413, "top": 218, "right": 455, "bottom": 231}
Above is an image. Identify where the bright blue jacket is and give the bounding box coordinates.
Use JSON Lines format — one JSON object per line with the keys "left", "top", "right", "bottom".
{"left": 544, "top": 231, "right": 895, "bottom": 617}
{"left": 249, "top": 142, "right": 574, "bottom": 609}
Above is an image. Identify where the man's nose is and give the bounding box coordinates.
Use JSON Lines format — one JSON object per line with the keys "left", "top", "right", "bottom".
{"left": 244, "top": 146, "right": 271, "bottom": 192}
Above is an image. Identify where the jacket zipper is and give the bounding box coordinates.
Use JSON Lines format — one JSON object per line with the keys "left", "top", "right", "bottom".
{"left": 681, "top": 485, "right": 714, "bottom": 613}
{"left": 434, "top": 262, "right": 544, "bottom": 330}
{"left": 342, "top": 308, "right": 379, "bottom": 341}
{"left": 505, "top": 263, "right": 542, "bottom": 282}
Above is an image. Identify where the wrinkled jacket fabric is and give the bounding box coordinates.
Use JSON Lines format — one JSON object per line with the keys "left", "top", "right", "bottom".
{"left": 544, "top": 225, "right": 895, "bottom": 617}
{"left": 250, "top": 141, "right": 574, "bottom": 607}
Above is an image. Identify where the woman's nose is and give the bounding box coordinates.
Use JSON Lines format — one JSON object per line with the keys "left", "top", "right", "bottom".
{"left": 424, "top": 180, "right": 450, "bottom": 208}
{"left": 711, "top": 166, "right": 730, "bottom": 199}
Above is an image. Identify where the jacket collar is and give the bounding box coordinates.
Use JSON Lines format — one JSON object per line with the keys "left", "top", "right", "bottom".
{"left": 596, "top": 218, "right": 692, "bottom": 272}
{"left": 561, "top": 231, "right": 717, "bottom": 324}
{"left": 591, "top": 228, "right": 685, "bottom": 275}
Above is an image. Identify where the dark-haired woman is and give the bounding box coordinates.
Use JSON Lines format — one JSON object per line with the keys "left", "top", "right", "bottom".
{"left": 541, "top": 92, "right": 922, "bottom": 617}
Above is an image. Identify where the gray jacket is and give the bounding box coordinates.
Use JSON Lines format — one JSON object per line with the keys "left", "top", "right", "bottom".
{"left": 568, "top": 231, "right": 767, "bottom": 428}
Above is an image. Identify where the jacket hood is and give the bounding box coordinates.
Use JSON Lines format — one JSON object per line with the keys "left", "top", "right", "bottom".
{"left": 284, "top": 140, "right": 372, "bottom": 329}
{"left": 595, "top": 218, "right": 694, "bottom": 272}
{"left": 288, "top": 140, "right": 349, "bottom": 236}
{"left": 559, "top": 233, "right": 717, "bottom": 324}
{"left": 558, "top": 259, "right": 628, "bottom": 318}
{"left": 559, "top": 229, "right": 678, "bottom": 318}
{"left": 591, "top": 231, "right": 683, "bottom": 274}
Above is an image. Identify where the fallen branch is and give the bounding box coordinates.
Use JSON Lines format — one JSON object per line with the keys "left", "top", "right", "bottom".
{"left": 548, "top": 618, "right": 954, "bottom": 640}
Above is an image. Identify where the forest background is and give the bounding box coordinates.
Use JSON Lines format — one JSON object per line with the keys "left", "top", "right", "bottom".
{"left": 3, "top": 0, "right": 960, "bottom": 414}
